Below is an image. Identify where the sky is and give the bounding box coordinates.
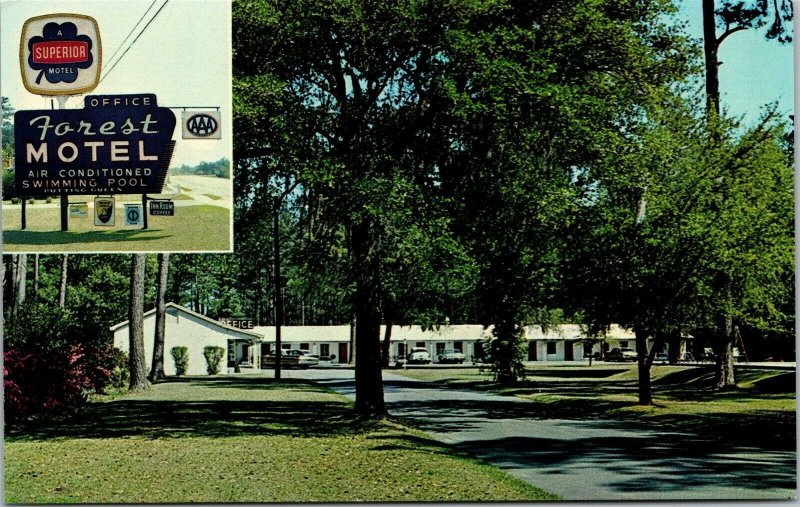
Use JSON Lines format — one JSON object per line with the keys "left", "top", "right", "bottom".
{"left": 675, "top": 0, "right": 794, "bottom": 123}
{"left": 0, "top": 0, "right": 232, "bottom": 167}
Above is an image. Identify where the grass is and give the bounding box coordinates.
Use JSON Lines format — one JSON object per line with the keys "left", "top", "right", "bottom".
{"left": 2, "top": 204, "right": 230, "bottom": 252}
{"left": 4, "top": 376, "right": 557, "bottom": 503}
{"left": 394, "top": 364, "right": 795, "bottom": 448}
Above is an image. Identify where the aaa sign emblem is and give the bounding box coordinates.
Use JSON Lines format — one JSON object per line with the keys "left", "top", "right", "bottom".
{"left": 20, "top": 14, "right": 101, "bottom": 96}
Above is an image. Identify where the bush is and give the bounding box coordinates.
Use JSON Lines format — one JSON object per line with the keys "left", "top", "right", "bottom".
{"left": 171, "top": 346, "right": 189, "bottom": 376}
{"left": 4, "top": 345, "right": 111, "bottom": 424}
{"left": 2, "top": 168, "right": 16, "bottom": 201}
{"left": 203, "top": 346, "right": 225, "bottom": 375}
{"left": 109, "top": 348, "right": 130, "bottom": 389}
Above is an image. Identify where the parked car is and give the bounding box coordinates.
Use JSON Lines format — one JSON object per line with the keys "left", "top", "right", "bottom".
{"left": 262, "top": 351, "right": 299, "bottom": 368}
{"left": 606, "top": 348, "right": 637, "bottom": 362}
{"left": 394, "top": 354, "right": 407, "bottom": 367}
{"left": 288, "top": 349, "right": 320, "bottom": 368}
{"left": 437, "top": 349, "right": 466, "bottom": 364}
{"left": 262, "top": 349, "right": 319, "bottom": 369}
{"left": 655, "top": 352, "right": 669, "bottom": 364}
{"left": 406, "top": 347, "right": 432, "bottom": 364}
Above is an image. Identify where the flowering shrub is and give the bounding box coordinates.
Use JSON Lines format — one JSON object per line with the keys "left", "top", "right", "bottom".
{"left": 4, "top": 344, "right": 111, "bottom": 424}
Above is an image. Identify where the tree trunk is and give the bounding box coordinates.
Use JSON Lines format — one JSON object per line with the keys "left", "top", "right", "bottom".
{"left": 635, "top": 329, "right": 653, "bottom": 405}
{"left": 351, "top": 219, "right": 386, "bottom": 417}
{"left": 149, "top": 253, "right": 170, "bottom": 382}
{"left": 703, "top": 0, "right": 721, "bottom": 117}
{"left": 714, "top": 315, "right": 736, "bottom": 388}
{"left": 273, "top": 202, "right": 283, "bottom": 380}
{"left": 33, "top": 254, "right": 39, "bottom": 302}
{"left": 13, "top": 254, "right": 27, "bottom": 318}
{"left": 59, "top": 254, "right": 68, "bottom": 308}
{"left": 703, "top": 0, "right": 737, "bottom": 389}
{"left": 492, "top": 319, "right": 524, "bottom": 386}
{"left": 381, "top": 317, "right": 393, "bottom": 367}
{"left": 129, "top": 254, "right": 150, "bottom": 391}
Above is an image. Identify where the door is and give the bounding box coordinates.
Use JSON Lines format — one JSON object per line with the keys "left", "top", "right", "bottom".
{"left": 564, "top": 341, "right": 574, "bottom": 361}
{"left": 528, "top": 341, "right": 537, "bottom": 361}
{"left": 338, "top": 343, "right": 348, "bottom": 364}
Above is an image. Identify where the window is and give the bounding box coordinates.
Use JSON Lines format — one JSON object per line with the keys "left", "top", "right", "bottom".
{"left": 619, "top": 341, "right": 628, "bottom": 348}
{"left": 282, "top": 343, "right": 291, "bottom": 350}
{"left": 453, "top": 341, "right": 463, "bottom": 353}
{"left": 300, "top": 343, "right": 310, "bottom": 350}
{"left": 416, "top": 342, "right": 425, "bottom": 348}
{"left": 546, "top": 342, "right": 557, "bottom": 355}
{"left": 436, "top": 343, "right": 446, "bottom": 355}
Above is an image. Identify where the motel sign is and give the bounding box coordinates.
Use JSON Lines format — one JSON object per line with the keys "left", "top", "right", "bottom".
{"left": 20, "top": 13, "right": 101, "bottom": 96}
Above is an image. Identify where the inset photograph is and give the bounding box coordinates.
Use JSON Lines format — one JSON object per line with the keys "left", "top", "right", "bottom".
{"left": 1, "top": 0, "right": 232, "bottom": 253}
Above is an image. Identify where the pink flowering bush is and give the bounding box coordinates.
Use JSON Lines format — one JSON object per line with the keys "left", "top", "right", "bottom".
{"left": 4, "top": 344, "right": 112, "bottom": 424}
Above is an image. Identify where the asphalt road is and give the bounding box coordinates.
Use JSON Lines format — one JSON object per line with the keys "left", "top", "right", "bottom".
{"left": 275, "top": 368, "right": 796, "bottom": 501}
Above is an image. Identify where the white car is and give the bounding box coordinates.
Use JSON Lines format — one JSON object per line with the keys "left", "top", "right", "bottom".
{"left": 406, "top": 347, "right": 432, "bottom": 364}
{"left": 437, "top": 349, "right": 466, "bottom": 364}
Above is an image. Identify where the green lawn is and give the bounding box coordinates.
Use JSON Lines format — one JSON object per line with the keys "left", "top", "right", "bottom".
{"left": 394, "top": 364, "right": 795, "bottom": 448}
{"left": 2, "top": 204, "right": 231, "bottom": 252}
{"left": 4, "top": 376, "right": 557, "bottom": 503}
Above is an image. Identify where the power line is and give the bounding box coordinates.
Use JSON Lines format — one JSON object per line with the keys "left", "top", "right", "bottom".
{"left": 100, "top": 0, "right": 170, "bottom": 84}
{"left": 102, "top": 0, "right": 158, "bottom": 73}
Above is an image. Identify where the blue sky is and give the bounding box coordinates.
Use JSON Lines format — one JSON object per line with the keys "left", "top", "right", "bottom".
{"left": 1, "top": 0, "right": 232, "bottom": 167}
{"left": 676, "top": 0, "right": 794, "bottom": 123}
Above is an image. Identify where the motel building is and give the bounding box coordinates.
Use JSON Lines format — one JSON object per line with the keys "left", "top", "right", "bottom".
{"left": 112, "top": 303, "right": 644, "bottom": 375}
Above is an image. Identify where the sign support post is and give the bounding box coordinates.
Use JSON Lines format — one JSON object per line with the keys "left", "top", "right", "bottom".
{"left": 56, "top": 96, "right": 69, "bottom": 231}
{"left": 60, "top": 195, "right": 69, "bottom": 231}
{"left": 21, "top": 197, "right": 26, "bottom": 230}
{"left": 142, "top": 195, "right": 149, "bottom": 230}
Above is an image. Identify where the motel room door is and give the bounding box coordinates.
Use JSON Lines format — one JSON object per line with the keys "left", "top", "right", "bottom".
{"left": 564, "top": 341, "right": 574, "bottom": 361}
{"left": 338, "top": 343, "right": 348, "bottom": 364}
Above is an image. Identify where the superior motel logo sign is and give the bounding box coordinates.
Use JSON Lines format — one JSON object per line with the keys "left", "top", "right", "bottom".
{"left": 15, "top": 94, "right": 177, "bottom": 195}
{"left": 20, "top": 14, "right": 101, "bottom": 96}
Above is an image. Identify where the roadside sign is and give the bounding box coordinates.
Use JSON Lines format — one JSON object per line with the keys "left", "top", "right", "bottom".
{"left": 149, "top": 199, "right": 175, "bottom": 216}
{"left": 14, "top": 94, "right": 177, "bottom": 196}
{"left": 182, "top": 111, "right": 221, "bottom": 139}
{"left": 20, "top": 14, "right": 101, "bottom": 96}
{"left": 68, "top": 202, "right": 88, "bottom": 218}
{"left": 124, "top": 204, "right": 143, "bottom": 226}
{"left": 94, "top": 197, "right": 114, "bottom": 226}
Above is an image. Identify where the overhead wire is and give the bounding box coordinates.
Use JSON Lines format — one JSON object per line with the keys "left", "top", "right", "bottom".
{"left": 101, "top": 0, "right": 158, "bottom": 73}
{"left": 100, "top": 0, "right": 170, "bottom": 84}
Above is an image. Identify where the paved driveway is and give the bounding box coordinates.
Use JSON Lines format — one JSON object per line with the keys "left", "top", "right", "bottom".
{"left": 273, "top": 368, "right": 796, "bottom": 501}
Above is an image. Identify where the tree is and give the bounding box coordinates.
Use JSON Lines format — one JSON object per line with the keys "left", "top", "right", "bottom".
{"left": 701, "top": 0, "right": 793, "bottom": 387}
{"left": 437, "top": 0, "right": 693, "bottom": 385}
{"left": 58, "top": 254, "right": 68, "bottom": 309}
{"left": 149, "top": 254, "right": 170, "bottom": 382}
{"left": 233, "top": 0, "right": 488, "bottom": 416}
{"left": 13, "top": 254, "right": 27, "bottom": 319}
{"left": 128, "top": 254, "right": 149, "bottom": 391}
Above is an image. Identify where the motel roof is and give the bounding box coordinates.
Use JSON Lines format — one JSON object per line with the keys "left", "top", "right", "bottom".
{"left": 110, "top": 302, "right": 263, "bottom": 340}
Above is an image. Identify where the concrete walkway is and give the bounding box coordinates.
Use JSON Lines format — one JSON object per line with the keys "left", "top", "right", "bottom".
{"left": 275, "top": 368, "right": 796, "bottom": 501}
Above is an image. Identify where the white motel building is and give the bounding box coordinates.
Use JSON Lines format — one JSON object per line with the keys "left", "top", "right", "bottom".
{"left": 111, "top": 303, "right": 640, "bottom": 376}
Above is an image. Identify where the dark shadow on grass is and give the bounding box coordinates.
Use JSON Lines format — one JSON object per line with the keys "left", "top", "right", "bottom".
{"left": 3, "top": 229, "right": 170, "bottom": 245}
{"left": 6, "top": 377, "right": 376, "bottom": 442}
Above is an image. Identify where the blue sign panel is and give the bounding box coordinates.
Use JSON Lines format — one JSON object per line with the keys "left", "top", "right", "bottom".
{"left": 14, "top": 94, "right": 176, "bottom": 196}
